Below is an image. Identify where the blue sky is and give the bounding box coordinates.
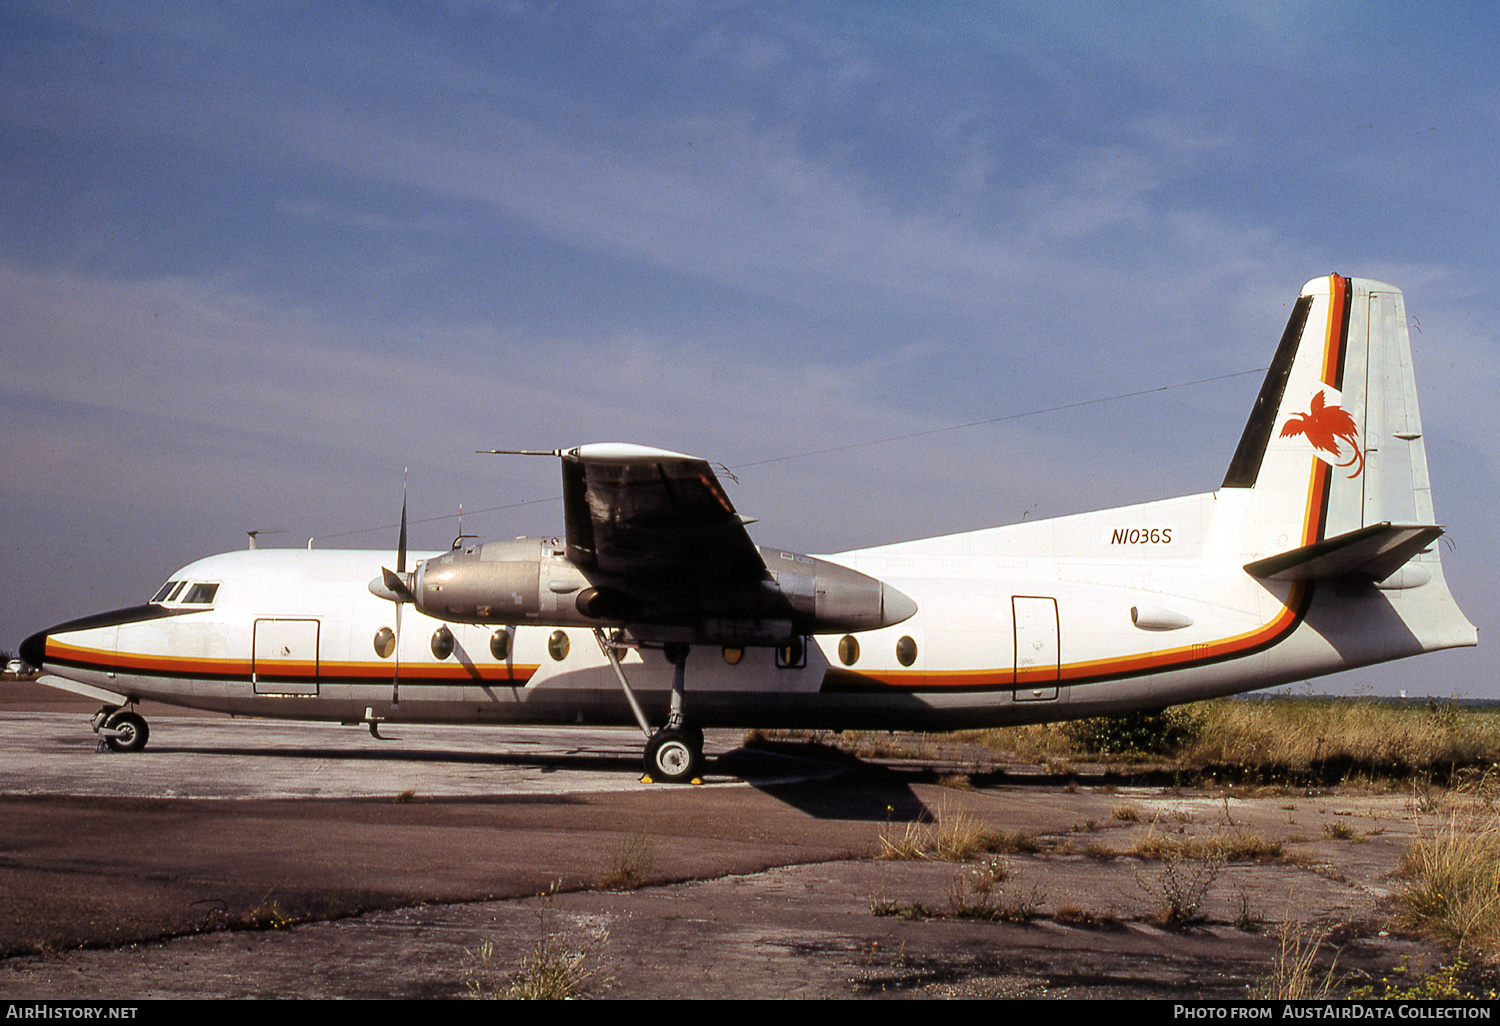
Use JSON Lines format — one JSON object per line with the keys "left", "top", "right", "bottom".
{"left": 2, "top": 1, "right": 1496, "bottom": 696}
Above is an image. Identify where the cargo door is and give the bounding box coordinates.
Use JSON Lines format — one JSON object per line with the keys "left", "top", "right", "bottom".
{"left": 1012, "top": 596, "right": 1059, "bottom": 701}
{"left": 253, "top": 618, "right": 320, "bottom": 695}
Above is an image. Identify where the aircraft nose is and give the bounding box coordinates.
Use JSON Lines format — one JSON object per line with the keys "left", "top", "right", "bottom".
{"left": 881, "top": 583, "right": 918, "bottom": 627}
{"left": 19, "top": 627, "right": 48, "bottom": 669}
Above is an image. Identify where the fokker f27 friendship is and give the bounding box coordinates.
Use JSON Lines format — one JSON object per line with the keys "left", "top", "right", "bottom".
{"left": 22, "top": 276, "right": 1477, "bottom": 782}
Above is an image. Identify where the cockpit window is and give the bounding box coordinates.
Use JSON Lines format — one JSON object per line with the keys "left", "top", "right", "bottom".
{"left": 151, "top": 581, "right": 183, "bottom": 603}
{"left": 180, "top": 582, "right": 220, "bottom": 606}
{"left": 152, "top": 580, "right": 219, "bottom": 607}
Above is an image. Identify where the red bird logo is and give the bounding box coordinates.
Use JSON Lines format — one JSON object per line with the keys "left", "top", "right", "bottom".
{"left": 1280, "top": 389, "right": 1363, "bottom": 478}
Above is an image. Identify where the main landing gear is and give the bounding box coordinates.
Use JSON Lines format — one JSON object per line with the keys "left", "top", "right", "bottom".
{"left": 91, "top": 707, "right": 150, "bottom": 753}
{"left": 595, "top": 631, "right": 704, "bottom": 784}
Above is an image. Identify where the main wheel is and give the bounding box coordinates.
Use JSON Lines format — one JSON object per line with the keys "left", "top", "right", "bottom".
{"left": 104, "top": 710, "right": 149, "bottom": 753}
{"left": 644, "top": 727, "right": 701, "bottom": 784}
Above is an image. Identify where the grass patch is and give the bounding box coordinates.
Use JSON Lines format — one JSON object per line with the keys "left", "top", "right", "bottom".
{"left": 202, "top": 893, "right": 301, "bottom": 932}
{"left": 466, "top": 885, "right": 613, "bottom": 1000}
{"left": 1127, "top": 828, "right": 1283, "bottom": 862}
{"left": 1393, "top": 808, "right": 1500, "bottom": 956}
{"left": 1350, "top": 958, "right": 1500, "bottom": 1000}
{"left": 1322, "top": 821, "right": 1365, "bottom": 842}
{"left": 945, "top": 858, "right": 1045, "bottom": 922}
{"left": 597, "top": 832, "right": 656, "bottom": 891}
{"left": 872, "top": 859, "right": 1044, "bottom": 924}
{"left": 1053, "top": 905, "right": 1123, "bottom": 929}
{"left": 879, "top": 808, "right": 1036, "bottom": 861}
{"left": 1134, "top": 854, "right": 1223, "bottom": 928}
{"left": 1064, "top": 708, "right": 1201, "bottom": 756}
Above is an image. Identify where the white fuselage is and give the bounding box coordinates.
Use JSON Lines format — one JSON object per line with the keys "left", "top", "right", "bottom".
{"left": 36, "top": 485, "right": 1473, "bottom": 732}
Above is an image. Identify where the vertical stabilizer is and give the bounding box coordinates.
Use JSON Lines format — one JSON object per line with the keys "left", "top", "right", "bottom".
{"left": 1218, "top": 275, "right": 1474, "bottom": 656}
{"left": 1222, "top": 275, "right": 1434, "bottom": 560}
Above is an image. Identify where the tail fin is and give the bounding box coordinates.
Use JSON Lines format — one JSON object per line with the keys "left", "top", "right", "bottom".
{"left": 1223, "top": 275, "right": 1436, "bottom": 562}
{"left": 1220, "top": 275, "right": 1474, "bottom": 651}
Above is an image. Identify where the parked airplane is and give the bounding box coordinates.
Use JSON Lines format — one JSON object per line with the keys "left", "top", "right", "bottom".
{"left": 21, "top": 276, "right": 1477, "bottom": 783}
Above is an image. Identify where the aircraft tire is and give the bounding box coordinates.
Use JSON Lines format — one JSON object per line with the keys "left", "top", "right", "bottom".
{"left": 104, "top": 711, "right": 149, "bottom": 753}
{"left": 645, "top": 728, "right": 700, "bottom": 784}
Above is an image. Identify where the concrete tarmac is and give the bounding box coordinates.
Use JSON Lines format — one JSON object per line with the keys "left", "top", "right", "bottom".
{"left": 0, "top": 681, "right": 1451, "bottom": 999}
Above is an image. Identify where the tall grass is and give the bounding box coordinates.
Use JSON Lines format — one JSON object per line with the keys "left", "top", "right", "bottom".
{"left": 967, "top": 698, "right": 1500, "bottom": 784}
{"left": 1183, "top": 698, "right": 1500, "bottom": 783}
{"left": 1394, "top": 808, "right": 1500, "bottom": 956}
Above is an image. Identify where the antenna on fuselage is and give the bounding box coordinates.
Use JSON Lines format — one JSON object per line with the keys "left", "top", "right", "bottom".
{"left": 451, "top": 502, "right": 479, "bottom": 550}
{"left": 245, "top": 528, "right": 287, "bottom": 550}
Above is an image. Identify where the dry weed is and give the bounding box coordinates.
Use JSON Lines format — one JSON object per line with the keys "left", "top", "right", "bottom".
{"left": 878, "top": 806, "right": 1028, "bottom": 861}
{"left": 1252, "top": 916, "right": 1338, "bottom": 999}
{"left": 1134, "top": 854, "right": 1223, "bottom": 928}
{"left": 466, "top": 885, "right": 613, "bottom": 1000}
{"left": 597, "top": 832, "right": 656, "bottom": 890}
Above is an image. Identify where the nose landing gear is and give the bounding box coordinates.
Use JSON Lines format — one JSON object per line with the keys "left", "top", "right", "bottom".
{"left": 92, "top": 707, "right": 150, "bottom": 753}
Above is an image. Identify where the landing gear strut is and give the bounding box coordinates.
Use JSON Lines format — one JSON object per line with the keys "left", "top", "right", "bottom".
{"left": 595, "top": 631, "right": 704, "bottom": 784}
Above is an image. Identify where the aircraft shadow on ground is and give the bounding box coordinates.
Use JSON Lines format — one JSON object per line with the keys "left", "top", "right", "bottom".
{"left": 121, "top": 737, "right": 1154, "bottom": 822}
{"left": 114, "top": 736, "right": 906, "bottom": 803}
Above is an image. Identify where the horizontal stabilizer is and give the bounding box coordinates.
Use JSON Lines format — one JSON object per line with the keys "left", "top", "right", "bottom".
{"left": 1243, "top": 522, "right": 1443, "bottom": 583}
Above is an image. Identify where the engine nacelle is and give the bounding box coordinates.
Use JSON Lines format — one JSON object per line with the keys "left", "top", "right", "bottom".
{"left": 758, "top": 548, "right": 916, "bottom": 634}
{"left": 413, "top": 537, "right": 587, "bottom": 623}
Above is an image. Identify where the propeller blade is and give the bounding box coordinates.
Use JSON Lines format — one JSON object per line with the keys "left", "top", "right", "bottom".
{"left": 393, "top": 469, "right": 409, "bottom": 706}
{"left": 397, "top": 469, "right": 408, "bottom": 575}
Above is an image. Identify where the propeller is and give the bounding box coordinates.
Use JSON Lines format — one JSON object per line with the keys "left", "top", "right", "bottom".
{"left": 380, "top": 490, "right": 415, "bottom": 602}
{"left": 368, "top": 471, "right": 413, "bottom": 704}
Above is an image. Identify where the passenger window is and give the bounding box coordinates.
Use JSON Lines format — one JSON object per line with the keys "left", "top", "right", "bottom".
{"left": 838, "top": 635, "right": 859, "bottom": 666}
{"left": 180, "top": 582, "right": 220, "bottom": 605}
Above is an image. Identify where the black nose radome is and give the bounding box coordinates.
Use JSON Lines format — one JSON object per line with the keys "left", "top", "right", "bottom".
{"left": 19, "top": 628, "right": 47, "bottom": 669}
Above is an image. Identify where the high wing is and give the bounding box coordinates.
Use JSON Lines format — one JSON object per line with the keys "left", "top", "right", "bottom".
{"left": 556, "top": 443, "right": 765, "bottom": 581}
{"left": 450, "top": 443, "right": 916, "bottom": 643}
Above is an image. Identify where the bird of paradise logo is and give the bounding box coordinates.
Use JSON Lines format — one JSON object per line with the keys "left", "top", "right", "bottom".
{"left": 1280, "top": 389, "right": 1364, "bottom": 478}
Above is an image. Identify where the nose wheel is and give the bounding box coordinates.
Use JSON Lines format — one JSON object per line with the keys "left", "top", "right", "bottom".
{"left": 95, "top": 708, "right": 150, "bottom": 753}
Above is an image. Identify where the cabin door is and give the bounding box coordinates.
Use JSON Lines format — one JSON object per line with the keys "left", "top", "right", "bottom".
{"left": 253, "top": 618, "right": 320, "bottom": 696}
{"left": 1012, "top": 596, "right": 1059, "bottom": 701}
